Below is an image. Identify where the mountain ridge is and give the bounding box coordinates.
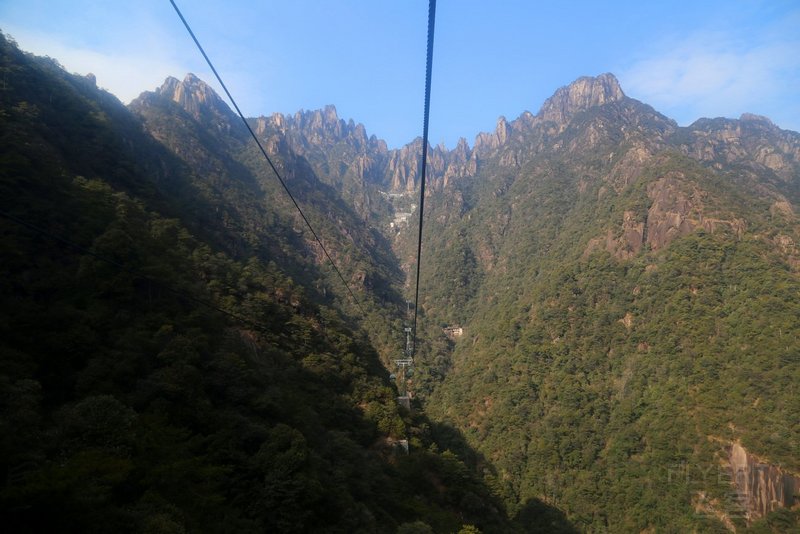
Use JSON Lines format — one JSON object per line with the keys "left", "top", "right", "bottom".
{"left": 140, "top": 70, "right": 800, "bottom": 201}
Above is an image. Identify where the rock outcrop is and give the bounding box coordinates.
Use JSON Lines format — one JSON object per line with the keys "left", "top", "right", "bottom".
{"left": 443, "top": 137, "right": 477, "bottom": 187}
{"left": 474, "top": 116, "right": 511, "bottom": 153}
{"left": 730, "top": 443, "right": 800, "bottom": 522}
{"left": 584, "top": 169, "right": 749, "bottom": 260}
{"left": 157, "top": 73, "right": 232, "bottom": 122}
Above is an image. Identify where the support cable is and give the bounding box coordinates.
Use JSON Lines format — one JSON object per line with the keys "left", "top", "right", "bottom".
{"left": 411, "top": 0, "right": 437, "bottom": 355}
{"left": 169, "top": 0, "right": 366, "bottom": 316}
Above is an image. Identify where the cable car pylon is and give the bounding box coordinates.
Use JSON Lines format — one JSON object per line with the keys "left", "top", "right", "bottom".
{"left": 395, "top": 326, "right": 414, "bottom": 411}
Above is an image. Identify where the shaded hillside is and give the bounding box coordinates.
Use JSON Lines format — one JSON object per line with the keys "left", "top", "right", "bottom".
{"left": 129, "top": 74, "right": 405, "bottom": 337}
{"left": 0, "top": 34, "right": 577, "bottom": 533}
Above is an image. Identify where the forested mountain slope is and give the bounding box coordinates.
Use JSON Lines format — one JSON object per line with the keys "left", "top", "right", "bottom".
{"left": 404, "top": 74, "right": 800, "bottom": 532}
{"left": 0, "top": 33, "right": 575, "bottom": 533}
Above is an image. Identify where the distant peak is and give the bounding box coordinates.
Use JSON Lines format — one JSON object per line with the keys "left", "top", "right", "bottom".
{"left": 740, "top": 113, "right": 774, "bottom": 126}
{"left": 323, "top": 104, "right": 338, "bottom": 121}
{"left": 157, "top": 73, "right": 209, "bottom": 93}
{"left": 539, "top": 73, "right": 625, "bottom": 124}
{"left": 595, "top": 72, "right": 623, "bottom": 93}
{"left": 157, "top": 76, "right": 179, "bottom": 92}
{"left": 156, "top": 73, "right": 229, "bottom": 119}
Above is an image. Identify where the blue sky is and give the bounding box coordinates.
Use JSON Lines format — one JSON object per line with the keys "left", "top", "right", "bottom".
{"left": 2, "top": 0, "right": 799, "bottom": 148}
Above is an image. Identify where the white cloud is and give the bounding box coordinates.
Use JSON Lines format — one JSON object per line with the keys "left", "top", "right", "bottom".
{"left": 619, "top": 32, "right": 800, "bottom": 129}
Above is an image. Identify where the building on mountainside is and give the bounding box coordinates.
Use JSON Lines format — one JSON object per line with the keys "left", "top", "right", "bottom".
{"left": 390, "top": 212, "right": 412, "bottom": 228}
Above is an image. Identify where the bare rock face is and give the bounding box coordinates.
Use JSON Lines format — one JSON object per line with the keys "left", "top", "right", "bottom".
{"left": 157, "top": 73, "right": 231, "bottom": 122}
{"left": 255, "top": 105, "right": 380, "bottom": 156}
{"left": 585, "top": 169, "right": 749, "bottom": 260}
{"left": 585, "top": 172, "right": 700, "bottom": 260}
{"left": 730, "top": 443, "right": 800, "bottom": 522}
{"left": 620, "top": 210, "right": 646, "bottom": 256}
{"left": 252, "top": 105, "right": 389, "bottom": 191}
{"left": 386, "top": 138, "right": 425, "bottom": 192}
{"left": 384, "top": 137, "right": 477, "bottom": 193}
{"left": 539, "top": 73, "right": 625, "bottom": 125}
{"left": 646, "top": 174, "right": 747, "bottom": 250}
{"left": 583, "top": 210, "right": 646, "bottom": 260}
{"left": 443, "top": 137, "right": 474, "bottom": 187}
{"left": 645, "top": 173, "right": 699, "bottom": 251}
{"left": 607, "top": 145, "right": 653, "bottom": 191}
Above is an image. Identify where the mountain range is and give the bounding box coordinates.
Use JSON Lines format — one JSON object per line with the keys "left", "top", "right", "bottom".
{"left": 1, "top": 32, "right": 799, "bottom": 532}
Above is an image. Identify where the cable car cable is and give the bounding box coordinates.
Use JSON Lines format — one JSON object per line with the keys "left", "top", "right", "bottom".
{"left": 410, "top": 0, "right": 437, "bottom": 355}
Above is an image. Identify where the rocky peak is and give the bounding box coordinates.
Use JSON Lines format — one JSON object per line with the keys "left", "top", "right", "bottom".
{"left": 323, "top": 104, "right": 338, "bottom": 124}
{"left": 452, "top": 137, "right": 471, "bottom": 162}
{"left": 296, "top": 105, "right": 339, "bottom": 132}
{"left": 496, "top": 116, "right": 510, "bottom": 144}
{"left": 474, "top": 116, "right": 513, "bottom": 152}
{"left": 157, "top": 73, "right": 231, "bottom": 121}
{"left": 740, "top": 113, "right": 774, "bottom": 126}
{"left": 539, "top": 73, "right": 625, "bottom": 124}
{"left": 290, "top": 105, "right": 376, "bottom": 150}
{"left": 253, "top": 103, "right": 384, "bottom": 159}
{"left": 442, "top": 137, "right": 476, "bottom": 187}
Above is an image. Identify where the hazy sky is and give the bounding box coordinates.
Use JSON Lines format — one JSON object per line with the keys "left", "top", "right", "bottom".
{"left": 2, "top": 0, "right": 799, "bottom": 148}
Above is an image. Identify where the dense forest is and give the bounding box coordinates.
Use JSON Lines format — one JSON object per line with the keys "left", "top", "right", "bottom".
{"left": 2, "top": 29, "right": 800, "bottom": 533}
